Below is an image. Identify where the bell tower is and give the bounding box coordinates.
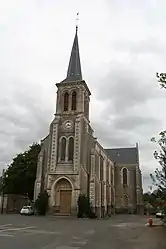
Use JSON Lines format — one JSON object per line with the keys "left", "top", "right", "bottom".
{"left": 55, "top": 26, "right": 91, "bottom": 119}
{"left": 47, "top": 25, "right": 91, "bottom": 175}
{"left": 45, "top": 24, "right": 92, "bottom": 214}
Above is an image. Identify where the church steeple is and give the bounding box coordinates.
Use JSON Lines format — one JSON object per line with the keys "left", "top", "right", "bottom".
{"left": 56, "top": 19, "right": 91, "bottom": 119}
{"left": 62, "top": 26, "right": 82, "bottom": 83}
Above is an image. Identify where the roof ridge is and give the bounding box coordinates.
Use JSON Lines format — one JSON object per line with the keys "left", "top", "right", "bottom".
{"left": 105, "top": 147, "right": 137, "bottom": 150}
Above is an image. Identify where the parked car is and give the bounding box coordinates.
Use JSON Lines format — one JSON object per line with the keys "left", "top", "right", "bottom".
{"left": 156, "top": 210, "right": 164, "bottom": 218}
{"left": 20, "top": 205, "right": 34, "bottom": 215}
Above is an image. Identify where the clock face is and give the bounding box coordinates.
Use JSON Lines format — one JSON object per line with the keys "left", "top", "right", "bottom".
{"left": 64, "top": 120, "right": 73, "bottom": 129}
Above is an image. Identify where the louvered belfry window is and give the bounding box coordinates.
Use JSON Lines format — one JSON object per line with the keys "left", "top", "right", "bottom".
{"left": 71, "top": 91, "right": 77, "bottom": 110}
{"left": 64, "top": 92, "right": 69, "bottom": 111}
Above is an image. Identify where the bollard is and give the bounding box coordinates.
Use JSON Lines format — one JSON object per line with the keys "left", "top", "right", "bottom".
{"left": 148, "top": 218, "right": 153, "bottom": 227}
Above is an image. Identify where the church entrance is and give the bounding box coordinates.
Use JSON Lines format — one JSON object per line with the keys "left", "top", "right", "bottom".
{"left": 54, "top": 178, "right": 72, "bottom": 215}
{"left": 60, "top": 190, "right": 72, "bottom": 214}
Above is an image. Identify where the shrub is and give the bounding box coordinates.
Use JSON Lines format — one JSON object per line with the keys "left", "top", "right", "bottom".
{"left": 77, "top": 194, "right": 96, "bottom": 219}
{"left": 35, "top": 191, "right": 49, "bottom": 215}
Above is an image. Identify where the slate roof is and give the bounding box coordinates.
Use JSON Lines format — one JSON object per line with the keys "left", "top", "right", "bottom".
{"left": 62, "top": 27, "right": 82, "bottom": 83}
{"left": 105, "top": 147, "right": 138, "bottom": 164}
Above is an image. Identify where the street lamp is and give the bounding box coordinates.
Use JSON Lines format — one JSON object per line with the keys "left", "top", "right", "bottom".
{"left": 1, "top": 170, "right": 8, "bottom": 214}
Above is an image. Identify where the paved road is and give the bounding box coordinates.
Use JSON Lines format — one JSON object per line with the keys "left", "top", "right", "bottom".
{"left": 0, "top": 214, "right": 166, "bottom": 249}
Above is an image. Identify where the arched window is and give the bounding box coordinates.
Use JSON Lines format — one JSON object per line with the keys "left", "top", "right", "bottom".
{"left": 64, "top": 92, "right": 69, "bottom": 111}
{"left": 68, "top": 137, "right": 74, "bottom": 161}
{"left": 41, "top": 151, "right": 46, "bottom": 192}
{"left": 60, "top": 137, "right": 66, "bottom": 160}
{"left": 100, "top": 156, "right": 104, "bottom": 181}
{"left": 71, "top": 91, "right": 77, "bottom": 110}
{"left": 122, "top": 168, "right": 128, "bottom": 186}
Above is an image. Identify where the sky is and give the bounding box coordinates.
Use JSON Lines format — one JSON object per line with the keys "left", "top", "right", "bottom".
{"left": 1, "top": 0, "right": 166, "bottom": 192}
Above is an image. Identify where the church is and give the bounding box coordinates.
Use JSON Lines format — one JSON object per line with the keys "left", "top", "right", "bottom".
{"left": 34, "top": 25, "right": 143, "bottom": 217}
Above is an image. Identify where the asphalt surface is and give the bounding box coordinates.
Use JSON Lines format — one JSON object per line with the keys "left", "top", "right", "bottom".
{"left": 0, "top": 214, "right": 166, "bottom": 249}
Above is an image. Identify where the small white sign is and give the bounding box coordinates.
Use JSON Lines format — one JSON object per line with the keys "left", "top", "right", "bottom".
{"left": 37, "top": 183, "right": 41, "bottom": 189}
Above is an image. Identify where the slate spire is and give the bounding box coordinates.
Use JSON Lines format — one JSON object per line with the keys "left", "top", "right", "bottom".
{"left": 62, "top": 26, "right": 82, "bottom": 82}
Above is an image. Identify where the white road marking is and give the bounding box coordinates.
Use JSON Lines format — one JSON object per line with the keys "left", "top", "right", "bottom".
{"left": 72, "top": 236, "right": 81, "bottom": 240}
{"left": 0, "top": 224, "right": 12, "bottom": 228}
{"left": 55, "top": 247, "right": 80, "bottom": 249}
{"left": 0, "top": 233, "right": 14, "bottom": 237}
{"left": 41, "top": 242, "right": 64, "bottom": 249}
{"left": 109, "top": 222, "right": 144, "bottom": 228}
{"left": 0, "top": 224, "right": 14, "bottom": 238}
{"left": 24, "top": 229, "right": 62, "bottom": 235}
{"left": 0, "top": 226, "right": 36, "bottom": 232}
{"left": 72, "top": 240, "right": 88, "bottom": 245}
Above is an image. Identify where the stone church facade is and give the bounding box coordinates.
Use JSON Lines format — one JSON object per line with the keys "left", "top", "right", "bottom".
{"left": 34, "top": 26, "right": 143, "bottom": 217}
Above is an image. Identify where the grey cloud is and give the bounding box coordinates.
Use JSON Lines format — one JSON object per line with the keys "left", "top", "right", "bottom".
{"left": 111, "top": 38, "right": 166, "bottom": 56}
{"left": 114, "top": 115, "right": 160, "bottom": 131}
{"left": 143, "top": 174, "right": 152, "bottom": 192}
{"left": 1, "top": 0, "right": 166, "bottom": 194}
{"left": 95, "top": 61, "right": 159, "bottom": 114}
{"left": 0, "top": 76, "right": 54, "bottom": 169}
{"left": 92, "top": 120, "right": 136, "bottom": 148}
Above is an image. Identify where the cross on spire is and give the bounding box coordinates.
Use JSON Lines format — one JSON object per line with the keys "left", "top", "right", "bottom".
{"left": 76, "top": 12, "right": 79, "bottom": 31}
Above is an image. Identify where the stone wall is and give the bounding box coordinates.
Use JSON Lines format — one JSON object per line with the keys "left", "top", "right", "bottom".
{"left": 115, "top": 163, "right": 138, "bottom": 213}
{"left": 1, "top": 194, "right": 28, "bottom": 214}
{"left": 90, "top": 141, "right": 115, "bottom": 218}
{"left": 34, "top": 135, "right": 49, "bottom": 201}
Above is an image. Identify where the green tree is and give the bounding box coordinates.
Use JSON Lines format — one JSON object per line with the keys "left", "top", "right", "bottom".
{"left": 156, "top": 72, "right": 166, "bottom": 89}
{"left": 150, "top": 132, "right": 166, "bottom": 200}
{"left": 143, "top": 190, "right": 163, "bottom": 208}
{"left": 3, "top": 143, "right": 41, "bottom": 200}
{"left": 35, "top": 191, "right": 49, "bottom": 215}
{"left": 150, "top": 72, "right": 166, "bottom": 200}
{"left": 77, "top": 194, "right": 96, "bottom": 219}
{"left": 0, "top": 175, "right": 3, "bottom": 193}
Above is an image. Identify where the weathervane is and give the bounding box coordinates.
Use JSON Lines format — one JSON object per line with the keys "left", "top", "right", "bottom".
{"left": 76, "top": 12, "right": 79, "bottom": 31}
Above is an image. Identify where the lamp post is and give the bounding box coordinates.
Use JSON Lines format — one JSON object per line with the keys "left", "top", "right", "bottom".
{"left": 1, "top": 170, "right": 8, "bottom": 214}
{"left": 1, "top": 169, "right": 5, "bottom": 214}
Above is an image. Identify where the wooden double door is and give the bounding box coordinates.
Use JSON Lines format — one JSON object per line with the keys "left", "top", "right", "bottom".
{"left": 60, "top": 190, "right": 72, "bottom": 214}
